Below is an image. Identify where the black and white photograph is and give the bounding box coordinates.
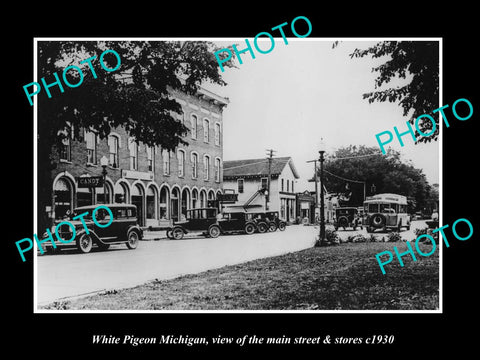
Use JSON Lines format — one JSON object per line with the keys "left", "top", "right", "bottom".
{"left": 33, "top": 38, "right": 441, "bottom": 312}
{"left": 7, "top": 5, "right": 478, "bottom": 356}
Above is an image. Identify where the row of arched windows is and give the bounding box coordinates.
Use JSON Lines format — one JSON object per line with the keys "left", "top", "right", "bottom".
{"left": 53, "top": 172, "right": 222, "bottom": 226}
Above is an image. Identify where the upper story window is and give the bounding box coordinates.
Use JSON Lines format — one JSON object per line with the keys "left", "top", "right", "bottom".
{"left": 215, "top": 157, "right": 221, "bottom": 182}
{"left": 85, "top": 130, "right": 97, "bottom": 165}
{"left": 203, "top": 119, "right": 210, "bottom": 143}
{"left": 237, "top": 178, "right": 244, "bottom": 193}
{"left": 128, "top": 138, "right": 138, "bottom": 170}
{"left": 162, "top": 149, "right": 170, "bottom": 175}
{"left": 191, "top": 152, "right": 198, "bottom": 179}
{"left": 147, "top": 146, "right": 155, "bottom": 172}
{"left": 191, "top": 114, "right": 198, "bottom": 140}
{"left": 177, "top": 149, "right": 185, "bottom": 177}
{"left": 214, "top": 122, "right": 221, "bottom": 146}
{"left": 261, "top": 177, "right": 268, "bottom": 190}
{"left": 287, "top": 179, "right": 290, "bottom": 192}
{"left": 108, "top": 135, "right": 119, "bottom": 168}
{"left": 203, "top": 154, "right": 210, "bottom": 181}
{"left": 60, "top": 136, "right": 71, "bottom": 162}
{"left": 281, "top": 178, "right": 284, "bottom": 192}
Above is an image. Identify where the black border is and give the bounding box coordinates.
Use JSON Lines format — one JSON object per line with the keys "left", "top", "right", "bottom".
{"left": 8, "top": 4, "right": 478, "bottom": 355}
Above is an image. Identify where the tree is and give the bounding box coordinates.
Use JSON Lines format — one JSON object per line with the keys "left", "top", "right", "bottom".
{"left": 320, "top": 145, "right": 433, "bottom": 212}
{"left": 345, "top": 41, "right": 439, "bottom": 142}
{"left": 36, "top": 40, "right": 235, "bottom": 231}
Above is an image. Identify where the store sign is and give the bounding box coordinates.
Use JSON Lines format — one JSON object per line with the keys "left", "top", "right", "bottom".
{"left": 77, "top": 176, "right": 104, "bottom": 188}
{"left": 217, "top": 193, "right": 238, "bottom": 203}
{"left": 301, "top": 202, "right": 310, "bottom": 210}
{"left": 122, "top": 169, "right": 154, "bottom": 181}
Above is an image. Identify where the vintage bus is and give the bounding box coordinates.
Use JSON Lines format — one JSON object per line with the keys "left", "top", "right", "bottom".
{"left": 363, "top": 193, "right": 410, "bottom": 233}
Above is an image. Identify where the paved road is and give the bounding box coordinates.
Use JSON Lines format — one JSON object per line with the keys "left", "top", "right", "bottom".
{"left": 36, "top": 225, "right": 316, "bottom": 305}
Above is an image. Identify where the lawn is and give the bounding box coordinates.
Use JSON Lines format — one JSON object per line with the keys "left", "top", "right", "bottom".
{"left": 42, "top": 241, "right": 439, "bottom": 311}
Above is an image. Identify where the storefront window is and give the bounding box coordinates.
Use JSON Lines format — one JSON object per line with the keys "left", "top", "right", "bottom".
{"left": 54, "top": 178, "right": 73, "bottom": 219}
{"left": 146, "top": 186, "right": 156, "bottom": 220}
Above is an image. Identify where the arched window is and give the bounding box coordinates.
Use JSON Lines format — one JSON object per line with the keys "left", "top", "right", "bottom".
{"left": 53, "top": 177, "right": 74, "bottom": 219}
{"left": 214, "top": 157, "right": 221, "bottom": 183}
{"left": 146, "top": 186, "right": 157, "bottom": 221}
{"left": 114, "top": 181, "right": 129, "bottom": 203}
{"left": 191, "top": 114, "right": 198, "bottom": 140}
{"left": 191, "top": 152, "right": 198, "bottom": 179}
{"left": 128, "top": 137, "right": 138, "bottom": 170}
{"left": 214, "top": 122, "right": 221, "bottom": 146}
{"left": 162, "top": 149, "right": 170, "bottom": 175}
{"left": 85, "top": 130, "right": 97, "bottom": 165}
{"left": 177, "top": 149, "right": 185, "bottom": 177}
{"left": 108, "top": 134, "right": 120, "bottom": 168}
{"left": 203, "top": 154, "right": 210, "bottom": 181}
{"left": 203, "top": 118, "right": 210, "bottom": 143}
{"left": 147, "top": 146, "right": 155, "bottom": 172}
{"left": 192, "top": 189, "right": 199, "bottom": 209}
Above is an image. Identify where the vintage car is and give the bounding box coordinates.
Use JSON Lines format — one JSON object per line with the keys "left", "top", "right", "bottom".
{"left": 248, "top": 211, "right": 286, "bottom": 232}
{"left": 217, "top": 211, "right": 258, "bottom": 235}
{"left": 264, "top": 211, "right": 286, "bottom": 231}
{"left": 334, "top": 207, "right": 363, "bottom": 231}
{"left": 167, "top": 208, "right": 221, "bottom": 240}
{"left": 44, "top": 204, "right": 143, "bottom": 254}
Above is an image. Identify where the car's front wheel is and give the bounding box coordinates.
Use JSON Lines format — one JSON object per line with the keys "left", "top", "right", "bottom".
{"left": 77, "top": 233, "right": 93, "bottom": 253}
{"left": 208, "top": 225, "right": 221, "bottom": 238}
{"left": 244, "top": 223, "right": 255, "bottom": 235}
{"left": 257, "top": 222, "right": 268, "bottom": 233}
{"left": 172, "top": 227, "right": 184, "bottom": 240}
{"left": 278, "top": 222, "right": 286, "bottom": 231}
{"left": 126, "top": 230, "right": 139, "bottom": 249}
{"left": 268, "top": 222, "right": 277, "bottom": 232}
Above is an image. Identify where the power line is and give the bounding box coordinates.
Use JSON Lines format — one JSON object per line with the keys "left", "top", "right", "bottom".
{"left": 323, "top": 169, "right": 365, "bottom": 184}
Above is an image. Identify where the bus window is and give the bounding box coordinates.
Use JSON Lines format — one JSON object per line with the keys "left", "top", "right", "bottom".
{"left": 380, "top": 204, "right": 391, "bottom": 213}
{"left": 368, "top": 203, "right": 379, "bottom": 213}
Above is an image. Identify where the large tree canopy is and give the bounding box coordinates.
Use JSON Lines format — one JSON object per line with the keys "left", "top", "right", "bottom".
{"left": 346, "top": 41, "right": 439, "bottom": 143}
{"left": 320, "top": 145, "right": 437, "bottom": 213}
{"left": 36, "top": 40, "right": 235, "bottom": 230}
{"left": 38, "top": 40, "right": 234, "bottom": 150}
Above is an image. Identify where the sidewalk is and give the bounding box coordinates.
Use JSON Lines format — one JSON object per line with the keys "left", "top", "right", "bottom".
{"left": 142, "top": 229, "right": 168, "bottom": 241}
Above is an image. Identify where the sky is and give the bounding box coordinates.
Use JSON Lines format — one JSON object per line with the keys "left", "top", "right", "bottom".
{"left": 203, "top": 39, "right": 440, "bottom": 191}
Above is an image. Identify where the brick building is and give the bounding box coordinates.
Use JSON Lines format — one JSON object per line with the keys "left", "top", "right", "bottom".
{"left": 47, "top": 86, "right": 229, "bottom": 227}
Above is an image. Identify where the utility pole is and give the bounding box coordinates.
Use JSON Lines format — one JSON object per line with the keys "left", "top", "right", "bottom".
{"left": 265, "top": 149, "right": 276, "bottom": 211}
{"left": 307, "top": 159, "right": 318, "bottom": 222}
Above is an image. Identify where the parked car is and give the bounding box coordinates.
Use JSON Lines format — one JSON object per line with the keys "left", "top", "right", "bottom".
{"left": 44, "top": 204, "right": 143, "bottom": 254}
{"left": 167, "top": 208, "right": 221, "bottom": 240}
{"left": 217, "top": 211, "right": 258, "bottom": 235}
{"left": 249, "top": 211, "right": 286, "bottom": 232}
{"left": 334, "top": 207, "right": 362, "bottom": 231}
{"left": 263, "top": 211, "right": 286, "bottom": 231}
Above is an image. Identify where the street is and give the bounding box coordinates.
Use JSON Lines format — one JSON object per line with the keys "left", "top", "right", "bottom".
{"left": 36, "top": 225, "right": 316, "bottom": 305}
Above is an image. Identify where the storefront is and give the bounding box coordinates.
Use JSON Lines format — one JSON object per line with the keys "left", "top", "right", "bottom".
{"left": 296, "top": 191, "right": 315, "bottom": 224}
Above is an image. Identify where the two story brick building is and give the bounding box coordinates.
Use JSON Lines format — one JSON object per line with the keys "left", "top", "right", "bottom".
{"left": 47, "top": 86, "right": 229, "bottom": 227}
